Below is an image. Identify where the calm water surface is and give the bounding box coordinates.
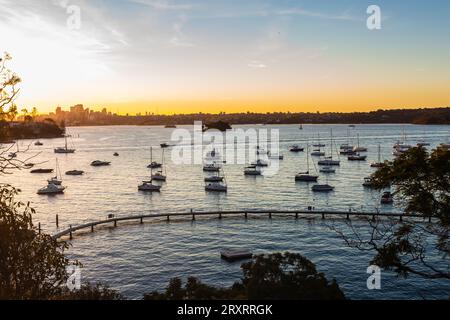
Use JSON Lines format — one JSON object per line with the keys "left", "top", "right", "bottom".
{"left": 2, "top": 124, "right": 449, "bottom": 299}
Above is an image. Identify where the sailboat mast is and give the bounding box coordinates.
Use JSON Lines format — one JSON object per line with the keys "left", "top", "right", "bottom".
{"left": 378, "top": 144, "right": 381, "bottom": 163}
{"left": 306, "top": 143, "right": 310, "bottom": 172}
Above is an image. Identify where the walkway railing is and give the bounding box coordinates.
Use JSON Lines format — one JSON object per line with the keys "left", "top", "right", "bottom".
{"left": 51, "top": 209, "right": 434, "bottom": 240}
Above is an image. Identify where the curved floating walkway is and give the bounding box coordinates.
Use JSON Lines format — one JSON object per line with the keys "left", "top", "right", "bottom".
{"left": 51, "top": 209, "right": 434, "bottom": 241}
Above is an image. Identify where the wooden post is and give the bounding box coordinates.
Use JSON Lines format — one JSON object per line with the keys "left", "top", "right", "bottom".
{"left": 322, "top": 213, "right": 325, "bottom": 219}
{"left": 269, "top": 212, "right": 272, "bottom": 219}
{"left": 56, "top": 214, "right": 59, "bottom": 228}
{"left": 399, "top": 215, "right": 403, "bottom": 222}
{"left": 114, "top": 220, "right": 117, "bottom": 227}
{"left": 192, "top": 214, "right": 195, "bottom": 221}
{"left": 346, "top": 213, "right": 350, "bottom": 220}
{"left": 218, "top": 213, "right": 222, "bottom": 220}
{"left": 91, "top": 225, "right": 94, "bottom": 232}
{"left": 244, "top": 212, "right": 247, "bottom": 219}
{"left": 69, "top": 225, "right": 73, "bottom": 240}
{"left": 38, "top": 222, "right": 41, "bottom": 234}
{"left": 166, "top": 215, "right": 170, "bottom": 222}
{"left": 295, "top": 212, "right": 298, "bottom": 219}
{"left": 140, "top": 217, "right": 144, "bottom": 224}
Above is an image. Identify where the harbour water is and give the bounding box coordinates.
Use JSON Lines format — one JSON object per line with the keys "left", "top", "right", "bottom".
{"left": 2, "top": 124, "right": 449, "bottom": 299}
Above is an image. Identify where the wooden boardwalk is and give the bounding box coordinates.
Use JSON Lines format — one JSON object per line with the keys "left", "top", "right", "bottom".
{"left": 51, "top": 209, "right": 434, "bottom": 240}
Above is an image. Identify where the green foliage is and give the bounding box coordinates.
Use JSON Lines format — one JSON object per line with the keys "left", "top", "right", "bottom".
{"left": 371, "top": 147, "right": 449, "bottom": 223}
{"left": 348, "top": 147, "right": 450, "bottom": 280}
{"left": 58, "top": 282, "right": 124, "bottom": 300}
{"left": 0, "top": 185, "right": 75, "bottom": 299}
{"left": 0, "top": 184, "right": 123, "bottom": 299}
{"left": 144, "top": 252, "right": 345, "bottom": 300}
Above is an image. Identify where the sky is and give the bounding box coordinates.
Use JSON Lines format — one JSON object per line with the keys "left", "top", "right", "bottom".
{"left": 1, "top": 0, "right": 449, "bottom": 114}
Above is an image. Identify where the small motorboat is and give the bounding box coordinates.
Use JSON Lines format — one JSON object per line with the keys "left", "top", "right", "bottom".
{"left": 318, "top": 159, "right": 340, "bottom": 166}
{"left": 34, "top": 141, "right": 43, "bottom": 146}
{"left": 147, "top": 161, "right": 162, "bottom": 169}
{"left": 348, "top": 154, "right": 367, "bottom": 161}
{"left": 205, "top": 176, "right": 224, "bottom": 182}
{"left": 151, "top": 171, "right": 167, "bottom": 181}
{"left": 31, "top": 168, "right": 54, "bottom": 174}
{"left": 205, "top": 182, "right": 227, "bottom": 192}
{"left": 362, "top": 177, "right": 374, "bottom": 187}
{"left": 113, "top": 152, "right": 119, "bottom": 156}
{"left": 37, "top": 182, "right": 65, "bottom": 195}
{"left": 160, "top": 143, "right": 170, "bottom": 148}
{"left": 91, "top": 160, "right": 111, "bottom": 167}
{"left": 203, "top": 163, "right": 221, "bottom": 172}
{"left": 381, "top": 191, "right": 393, "bottom": 204}
{"left": 138, "top": 181, "right": 161, "bottom": 192}
{"left": 66, "top": 170, "right": 84, "bottom": 176}
{"left": 290, "top": 145, "right": 304, "bottom": 152}
{"left": 311, "top": 150, "right": 325, "bottom": 157}
{"left": 319, "top": 166, "right": 335, "bottom": 173}
{"left": 312, "top": 184, "right": 334, "bottom": 192}
{"left": 244, "top": 166, "right": 262, "bottom": 176}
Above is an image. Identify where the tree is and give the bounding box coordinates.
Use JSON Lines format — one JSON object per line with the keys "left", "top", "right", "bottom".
{"left": 0, "top": 185, "right": 76, "bottom": 299}
{"left": 332, "top": 147, "right": 449, "bottom": 281}
{"left": 144, "top": 252, "right": 345, "bottom": 300}
{"left": 0, "top": 52, "right": 21, "bottom": 121}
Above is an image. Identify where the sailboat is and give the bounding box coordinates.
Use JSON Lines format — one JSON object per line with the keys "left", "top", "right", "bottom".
{"left": 205, "top": 167, "right": 227, "bottom": 192}
{"left": 352, "top": 133, "right": 367, "bottom": 152}
{"left": 54, "top": 135, "right": 75, "bottom": 154}
{"left": 295, "top": 144, "right": 318, "bottom": 182}
{"left": 48, "top": 159, "right": 63, "bottom": 185}
{"left": 318, "top": 129, "right": 340, "bottom": 166}
{"left": 312, "top": 171, "right": 334, "bottom": 192}
{"left": 244, "top": 165, "right": 262, "bottom": 176}
{"left": 152, "top": 148, "right": 167, "bottom": 181}
{"left": 147, "top": 147, "right": 162, "bottom": 168}
{"left": 370, "top": 144, "right": 383, "bottom": 168}
{"left": 313, "top": 133, "right": 326, "bottom": 147}
{"left": 340, "top": 128, "right": 354, "bottom": 154}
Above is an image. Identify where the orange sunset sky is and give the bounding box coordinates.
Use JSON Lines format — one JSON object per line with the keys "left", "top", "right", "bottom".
{"left": 1, "top": 0, "right": 449, "bottom": 115}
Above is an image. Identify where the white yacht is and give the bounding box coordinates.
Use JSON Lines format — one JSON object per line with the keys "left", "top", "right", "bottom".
{"left": 37, "top": 182, "right": 66, "bottom": 195}
{"left": 205, "top": 182, "right": 227, "bottom": 192}
{"left": 138, "top": 181, "right": 161, "bottom": 192}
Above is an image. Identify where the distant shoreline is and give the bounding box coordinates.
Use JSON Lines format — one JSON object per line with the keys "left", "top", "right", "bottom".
{"left": 30, "top": 107, "right": 450, "bottom": 127}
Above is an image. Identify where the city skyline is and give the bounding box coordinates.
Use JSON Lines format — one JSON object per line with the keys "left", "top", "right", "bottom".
{"left": 1, "top": 0, "right": 450, "bottom": 114}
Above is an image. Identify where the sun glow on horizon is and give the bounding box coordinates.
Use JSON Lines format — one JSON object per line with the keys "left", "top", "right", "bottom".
{"left": 1, "top": 0, "right": 449, "bottom": 115}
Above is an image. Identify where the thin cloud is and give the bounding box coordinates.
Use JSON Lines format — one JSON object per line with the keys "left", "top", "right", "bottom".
{"left": 276, "top": 8, "right": 363, "bottom": 21}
